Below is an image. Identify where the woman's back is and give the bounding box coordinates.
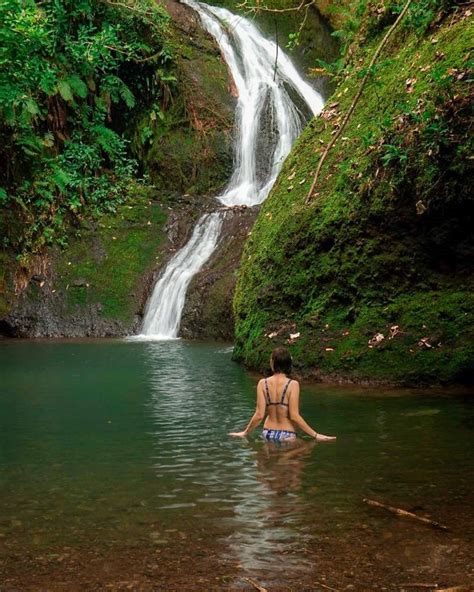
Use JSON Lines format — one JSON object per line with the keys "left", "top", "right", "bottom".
{"left": 262, "top": 374, "right": 296, "bottom": 432}
{"left": 228, "top": 346, "right": 336, "bottom": 442}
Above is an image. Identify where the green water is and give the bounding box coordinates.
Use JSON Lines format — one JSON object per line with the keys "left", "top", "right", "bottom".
{"left": 1, "top": 339, "right": 473, "bottom": 577}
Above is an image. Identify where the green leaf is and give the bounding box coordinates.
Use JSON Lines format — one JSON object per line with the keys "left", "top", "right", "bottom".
{"left": 119, "top": 84, "right": 135, "bottom": 108}
{"left": 57, "top": 80, "right": 73, "bottom": 102}
{"left": 25, "top": 99, "right": 40, "bottom": 116}
{"left": 17, "top": 134, "right": 43, "bottom": 156}
{"left": 67, "top": 75, "right": 88, "bottom": 99}
{"left": 51, "top": 167, "right": 73, "bottom": 192}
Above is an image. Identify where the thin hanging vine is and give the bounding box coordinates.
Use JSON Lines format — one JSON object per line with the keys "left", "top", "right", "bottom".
{"left": 306, "top": 0, "right": 413, "bottom": 204}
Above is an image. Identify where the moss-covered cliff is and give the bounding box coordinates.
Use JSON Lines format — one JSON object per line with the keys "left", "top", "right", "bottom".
{"left": 129, "top": 0, "right": 236, "bottom": 195}
{"left": 2, "top": 188, "right": 167, "bottom": 336}
{"left": 234, "top": 1, "right": 473, "bottom": 385}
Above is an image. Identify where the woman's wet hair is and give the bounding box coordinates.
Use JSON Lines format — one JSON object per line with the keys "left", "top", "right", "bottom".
{"left": 271, "top": 347, "right": 292, "bottom": 375}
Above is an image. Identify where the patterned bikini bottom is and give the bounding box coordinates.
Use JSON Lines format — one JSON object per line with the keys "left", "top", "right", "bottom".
{"left": 261, "top": 429, "right": 297, "bottom": 442}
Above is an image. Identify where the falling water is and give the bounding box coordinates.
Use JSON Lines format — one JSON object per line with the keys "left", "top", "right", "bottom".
{"left": 140, "top": 213, "right": 222, "bottom": 339}
{"left": 138, "top": 1, "right": 324, "bottom": 339}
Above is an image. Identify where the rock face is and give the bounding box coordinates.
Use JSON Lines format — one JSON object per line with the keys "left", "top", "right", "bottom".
{"left": 4, "top": 295, "right": 132, "bottom": 338}
{"left": 1, "top": 196, "right": 164, "bottom": 337}
{"left": 1, "top": 194, "right": 211, "bottom": 338}
{"left": 180, "top": 206, "right": 258, "bottom": 341}
{"left": 131, "top": 0, "right": 236, "bottom": 197}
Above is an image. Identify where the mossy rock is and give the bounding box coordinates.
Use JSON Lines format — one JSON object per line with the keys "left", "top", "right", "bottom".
{"left": 233, "top": 6, "right": 474, "bottom": 385}
{"left": 3, "top": 187, "right": 168, "bottom": 337}
{"left": 129, "top": 2, "right": 235, "bottom": 196}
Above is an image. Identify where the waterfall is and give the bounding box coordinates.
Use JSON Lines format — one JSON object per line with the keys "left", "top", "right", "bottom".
{"left": 136, "top": 1, "right": 324, "bottom": 339}
{"left": 183, "top": 0, "right": 324, "bottom": 206}
{"left": 140, "top": 213, "right": 223, "bottom": 339}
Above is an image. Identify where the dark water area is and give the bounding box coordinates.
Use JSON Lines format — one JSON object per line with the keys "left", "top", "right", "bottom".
{"left": 1, "top": 340, "right": 473, "bottom": 590}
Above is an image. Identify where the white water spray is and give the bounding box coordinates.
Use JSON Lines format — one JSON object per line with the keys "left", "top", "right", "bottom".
{"left": 183, "top": 0, "right": 324, "bottom": 206}
{"left": 137, "top": 1, "right": 324, "bottom": 339}
{"left": 139, "top": 213, "right": 223, "bottom": 339}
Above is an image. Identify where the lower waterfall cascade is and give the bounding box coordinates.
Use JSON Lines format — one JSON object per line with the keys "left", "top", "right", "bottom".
{"left": 137, "top": 1, "right": 324, "bottom": 339}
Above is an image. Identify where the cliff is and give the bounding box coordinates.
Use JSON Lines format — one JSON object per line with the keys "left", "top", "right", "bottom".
{"left": 233, "top": 2, "right": 473, "bottom": 385}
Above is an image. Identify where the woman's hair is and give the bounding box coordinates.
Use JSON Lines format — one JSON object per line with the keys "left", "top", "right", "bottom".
{"left": 271, "top": 347, "right": 292, "bottom": 375}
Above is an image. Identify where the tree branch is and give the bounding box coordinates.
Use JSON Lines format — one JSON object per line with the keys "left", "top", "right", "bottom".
{"left": 237, "top": 0, "right": 315, "bottom": 14}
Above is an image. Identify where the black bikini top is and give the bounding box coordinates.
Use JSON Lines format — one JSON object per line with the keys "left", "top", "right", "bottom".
{"left": 264, "top": 378, "right": 292, "bottom": 408}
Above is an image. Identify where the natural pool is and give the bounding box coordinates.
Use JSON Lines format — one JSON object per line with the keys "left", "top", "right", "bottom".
{"left": 1, "top": 339, "right": 473, "bottom": 590}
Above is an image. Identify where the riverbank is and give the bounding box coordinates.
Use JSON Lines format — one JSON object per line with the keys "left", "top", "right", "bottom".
{"left": 2, "top": 509, "right": 472, "bottom": 591}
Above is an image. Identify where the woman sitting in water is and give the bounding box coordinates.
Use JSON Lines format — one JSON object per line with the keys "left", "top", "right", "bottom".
{"left": 229, "top": 347, "right": 336, "bottom": 442}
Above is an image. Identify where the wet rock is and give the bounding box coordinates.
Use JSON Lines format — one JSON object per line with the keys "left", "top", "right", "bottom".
{"left": 180, "top": 206, "right": 258, "bottom": 341}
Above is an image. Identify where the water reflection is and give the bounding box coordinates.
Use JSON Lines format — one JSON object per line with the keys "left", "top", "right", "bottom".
{"left": 226, "top": 439, "right": 316, "bottom": 574}
{"left": 143, "top": 341, "right": 317, "bottom": 575}
{"left": 0, "top": 339, "right": 473, "bottom": 581}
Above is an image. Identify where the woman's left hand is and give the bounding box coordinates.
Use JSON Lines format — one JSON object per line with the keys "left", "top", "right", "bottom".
{"left": 228, "top": 431, "right": 247, "bottom": 438}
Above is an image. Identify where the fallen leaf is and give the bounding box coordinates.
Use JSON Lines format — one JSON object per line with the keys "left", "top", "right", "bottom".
{"left": 416, "top": 200, "right": 427, "bottom": 215}
{"left": 368, "top": 333, "right": 385, "bottom": 347}
{"left": 389, "top": 325, "right": 400, "bottom": 339}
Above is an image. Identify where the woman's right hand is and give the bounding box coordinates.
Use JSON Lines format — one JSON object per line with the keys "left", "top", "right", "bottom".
{"left": 315, "top": 433, "right": 336, "bottom": 441}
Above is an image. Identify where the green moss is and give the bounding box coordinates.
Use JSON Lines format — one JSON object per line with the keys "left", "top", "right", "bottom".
{"left": 234, "top": 8, "right": 473, "bottom": 385}
{"left": 56, "top": 188, "right": 167, "bottom": 323}
{"left": 128, "top": 15, "right": 235, "bottom": 196}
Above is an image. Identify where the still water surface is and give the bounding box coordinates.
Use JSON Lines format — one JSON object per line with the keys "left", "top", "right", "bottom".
{"left": 1, "top": 339, "right": 473, "bottom": 580}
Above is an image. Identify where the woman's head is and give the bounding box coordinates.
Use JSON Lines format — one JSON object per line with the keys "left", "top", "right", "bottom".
{"left": 270, "top": 347, "right": 292, "bottom": 375}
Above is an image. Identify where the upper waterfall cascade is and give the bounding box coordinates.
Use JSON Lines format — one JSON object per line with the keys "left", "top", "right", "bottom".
{"left": 138, "top": 1, "right": 324, "bottom": 339}
{"left": 182, "top": 0, "right": 324, "bottom": 206}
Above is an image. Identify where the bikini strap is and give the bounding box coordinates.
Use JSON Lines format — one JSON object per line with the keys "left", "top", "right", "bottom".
{"left": 280, "top": 379, "right": 292, "bottom": 406}
{"left": 264, "top": 378, "right": 271, "bottom": 405}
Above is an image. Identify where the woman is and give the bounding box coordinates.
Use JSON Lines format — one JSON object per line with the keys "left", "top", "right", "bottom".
{"left": 229, "top": 347, "right": 336, "bottom": 442}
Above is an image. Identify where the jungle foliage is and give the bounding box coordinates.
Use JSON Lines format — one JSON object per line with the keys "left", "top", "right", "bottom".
{"left": 0, "top": 0, "right": 175, "bottom": 261}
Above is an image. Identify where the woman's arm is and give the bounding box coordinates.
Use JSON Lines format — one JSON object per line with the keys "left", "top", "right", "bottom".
{"left": 229, "top": 379, "right": 267, "bottom": 438}
{"left": 289, "top": 382, "right": 336, "bottom": 441}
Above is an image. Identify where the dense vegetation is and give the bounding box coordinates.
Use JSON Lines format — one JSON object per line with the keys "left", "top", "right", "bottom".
{"left": 0, "top": 0, "right": 176, "bottom": 262}
{"left": 0, "top": 0, "right": 235, "bottom": 331}
{"left": 234, "top": 0, "right": 474, "bottom": 384}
